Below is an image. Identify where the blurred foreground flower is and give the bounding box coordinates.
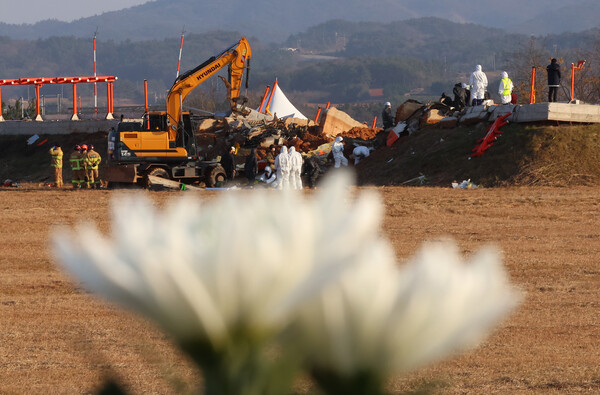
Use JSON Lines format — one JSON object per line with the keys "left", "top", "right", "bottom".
{"left": 291, "top": 240, "right": 520, "bottom": 394}
{"left": 52, "top": 172, "right": 388, "bottom": 394}
{"left": 52, "top": 171, "right": 519, "bottom": 395}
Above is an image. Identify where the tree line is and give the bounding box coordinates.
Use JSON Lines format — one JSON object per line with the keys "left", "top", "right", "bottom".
{"left": 1, "top": 18, "right": 599, "bottom": 120}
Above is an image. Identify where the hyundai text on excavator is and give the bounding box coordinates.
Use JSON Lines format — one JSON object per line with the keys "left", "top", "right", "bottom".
{"left": 105, "top": 37, "right": 252, "bottom": 188}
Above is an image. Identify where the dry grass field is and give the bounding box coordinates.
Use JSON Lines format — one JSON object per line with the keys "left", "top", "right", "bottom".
{"left": 1, "top": 185, "right": 599, "bottom": 394}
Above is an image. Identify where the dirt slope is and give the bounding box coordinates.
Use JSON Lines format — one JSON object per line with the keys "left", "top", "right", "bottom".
{"left": 356, "top": 123, "right": 600, "bottom": 187}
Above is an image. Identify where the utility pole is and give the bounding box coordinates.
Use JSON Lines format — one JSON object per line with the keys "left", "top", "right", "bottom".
{"left": 93, "top": 28, "right": 98, "bottom": 115}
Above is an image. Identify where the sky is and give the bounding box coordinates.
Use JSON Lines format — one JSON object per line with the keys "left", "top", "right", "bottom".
{"left": 0, "top": 0, "right": 150, "bottom": 24}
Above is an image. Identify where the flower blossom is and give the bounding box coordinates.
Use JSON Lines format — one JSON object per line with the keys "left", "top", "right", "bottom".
{"left": 52, "top": 172, "right": 388, "bottom": 350}
{"left": 291, "top": 240, "right": 520, "bottom": 379}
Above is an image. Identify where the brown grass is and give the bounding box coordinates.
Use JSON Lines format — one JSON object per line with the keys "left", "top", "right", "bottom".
{"left": 1, "top": 185, "right": 599, "bottom": 394}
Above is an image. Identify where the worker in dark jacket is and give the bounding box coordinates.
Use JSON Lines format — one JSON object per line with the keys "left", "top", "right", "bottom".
{"left": 546, "top": 58, "right": 561, "bottom": 102}
{"left": 302, "top": 155, "right": 321, "bottom": 189}
{"left": 453, "top": 83, "right": 467, "bottom": 110}
{"left": 244, "top": 148, "right": 258, "bottom": 185}
{"left": 220, "top": 146, "right": 236, "bottom": 180}
{"left": 382, "top": 102, "right": 395, "bottom": 130}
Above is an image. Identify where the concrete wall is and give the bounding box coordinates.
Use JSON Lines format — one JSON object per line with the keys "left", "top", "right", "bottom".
{"left": 460, "top": 102, "right": 600, "bottom": 125}
{"left": 0, "top": 119, "right": 119, "bottom": 135}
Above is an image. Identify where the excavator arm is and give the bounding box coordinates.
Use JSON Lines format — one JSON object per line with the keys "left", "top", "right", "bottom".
{"left": 165, "top": 37, "right": 252, "bottom": 141}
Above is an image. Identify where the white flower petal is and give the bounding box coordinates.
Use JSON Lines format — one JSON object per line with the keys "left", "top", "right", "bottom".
{"left": 51, "top": 171, "right": 385, "bottom": 351}
{"left": 293, "top": 239, "right": 520, "bottom": 376}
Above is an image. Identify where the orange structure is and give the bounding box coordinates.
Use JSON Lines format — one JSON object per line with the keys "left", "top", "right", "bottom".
{"left": 314, "top": 106, "right": 322, "bottom": 123}
{"left": 570, "top": 60, "right": 586, "bottom": 102}
{"left": 529, "top": 66, "right": 536, "bottom": 104}
{"left": 258, "top": 85, "right": 270, "bottom": 113}
{"left": 0, "top": 75, "right": 117, "bottom": 121}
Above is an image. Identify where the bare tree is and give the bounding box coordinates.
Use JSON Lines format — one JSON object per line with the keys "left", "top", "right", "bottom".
{"left": 568, "top": 33, "right": 600, "bottom": 103}
{"left": 506, "top": 37, "right": 553, "bottom": 104}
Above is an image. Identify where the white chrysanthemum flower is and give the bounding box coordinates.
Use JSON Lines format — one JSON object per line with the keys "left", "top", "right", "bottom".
{"left": 293, "top": 240, "right": 520, "bottom": 378}
{"left": 52, "top": 172, "right": 388, "bottom": 350}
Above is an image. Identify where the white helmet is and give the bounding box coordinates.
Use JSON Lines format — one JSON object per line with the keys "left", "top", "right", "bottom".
{"left": 384, "top": 101, "right": 391, "bottom": 107}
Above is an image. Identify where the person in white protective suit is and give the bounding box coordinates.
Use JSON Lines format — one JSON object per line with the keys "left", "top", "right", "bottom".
{"left": 257, "top": 166, "right": 277, "bottom": 186}
{"left": 498, "top": 71, "right": 514, "bottom": 105}
{"left": 273, "top": 146, "right": 291, "bottom": 190}
{"left": 331, "top": 136, "right": 348, "bottom": 168}
{"left": 288, "top": 146, "right": 304, "bottom": 190}
{"left": 469, "top": 64, "right": 488, "bottom": 106}
{"left": 352, "top": 145, "right": 370, "bottom": 165}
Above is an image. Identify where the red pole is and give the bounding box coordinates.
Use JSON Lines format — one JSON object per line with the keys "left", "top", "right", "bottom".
{"left": 109, "top": 82, "right": 114, "bottom": 114}
{"left": 530, "top": 66, "right": 536, "bottom": 104}
{"left": 314, "top": 106, "right": 322, "bottom": 123}
{"left": 569, "top": 60, "right": 586, "bottom": 102}
{"left": 325, "top": 101, "right": 331, "bottom": 109}
{"left": 71, "top": 83, "right": 78, "bottom": 120}
{"left": 371, "top": 115, "right": 377, "bottom": 129}
{"left": 106, "top": 83, "right": 112, "bottom": 119}
{"left": 35, "top": 84, "right": 41, "bottom": 120}
{"left": 176, "top": 28, "right": 185, "bottom": 78}
{"left": 258, "top": 85, "right": 270, "bottom": 113}
{"left": 144, "top": 79, "right": 149, "bottom": 129}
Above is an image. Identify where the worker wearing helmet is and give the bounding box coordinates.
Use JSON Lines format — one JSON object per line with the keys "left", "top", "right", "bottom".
{"left": 352, "top": 145, "right": 371, "bottom": 165}
{"left": 382, "top": 101, "right": 394, "bottom": 130}
{"left": 288, "top": 146, "right": 304, "bottom": 190}
{"left": 69, "top": 145, "right": 85, "bottom": 189}
{"left": 84, "top": 144, "right": 102, "bottom": 189}
{"left": 332, "top": 136, "right": 348, "bottom": 168}
{"left": 498, "top": 71, "right": 514, "bottom": 105}
{"left": 469, "top": 65, "right": 488, "bottom": 106}
{"left": 257, "top": 165, "right": 276, "bottom": 186}
{"left": 49, "top": 144, "right": 63, "bottom": 187}
{"left": 273, "top": 146, "right": 290, "bottom": 190}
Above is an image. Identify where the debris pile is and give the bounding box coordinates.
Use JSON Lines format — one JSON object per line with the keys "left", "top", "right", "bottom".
{"left": 196, "top": 107, "right": 383, "bottom": 168}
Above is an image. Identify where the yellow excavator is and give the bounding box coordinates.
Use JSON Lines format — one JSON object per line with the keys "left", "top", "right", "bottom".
{"left": 106, "top": 37, "right": 252, "bottom": 187}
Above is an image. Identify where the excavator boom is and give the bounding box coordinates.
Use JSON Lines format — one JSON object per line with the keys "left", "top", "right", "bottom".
{"left": 165, "top": 37, "right": 252, "bottom": 141}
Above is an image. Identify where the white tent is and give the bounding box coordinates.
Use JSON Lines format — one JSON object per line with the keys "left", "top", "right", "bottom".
{"left": 259, "top": 80, "right": 307, "bottom": 120}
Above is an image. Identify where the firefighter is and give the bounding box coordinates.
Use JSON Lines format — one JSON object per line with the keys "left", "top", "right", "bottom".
{"left": 80, "top": 145, "right": 89, "bottom": 187}
{"left": 69, "top": 145, "right": 85, "bottom": 189}
{"left": 49, "top": 144, "right": 63, "bottom": 187}
{"left": 84, "top": 144, "right": 102, "bottom": 189}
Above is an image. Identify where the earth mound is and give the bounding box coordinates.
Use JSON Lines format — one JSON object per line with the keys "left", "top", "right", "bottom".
{"left": 356, "top": 123, "right": 600, "bottom": 187}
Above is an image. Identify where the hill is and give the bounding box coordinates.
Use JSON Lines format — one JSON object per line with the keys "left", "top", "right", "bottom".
{"left": 3, "top": 18, "right": 600, "bottom": 114}
{"left": 0, "top": 0, "right": 591, "bottom": 42}
{"left": 512, "top": 0, "right": 600, "bottom": 35}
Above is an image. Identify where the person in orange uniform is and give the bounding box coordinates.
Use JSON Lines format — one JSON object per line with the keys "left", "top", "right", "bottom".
{"left": 69, "top": 145, "right": 85, "bottom": 189}
{"left": 84, "top": 144, "right": 102, "bottom": 189}
{"left": 49, "top": 144, "right": 63, "bottom": 187}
